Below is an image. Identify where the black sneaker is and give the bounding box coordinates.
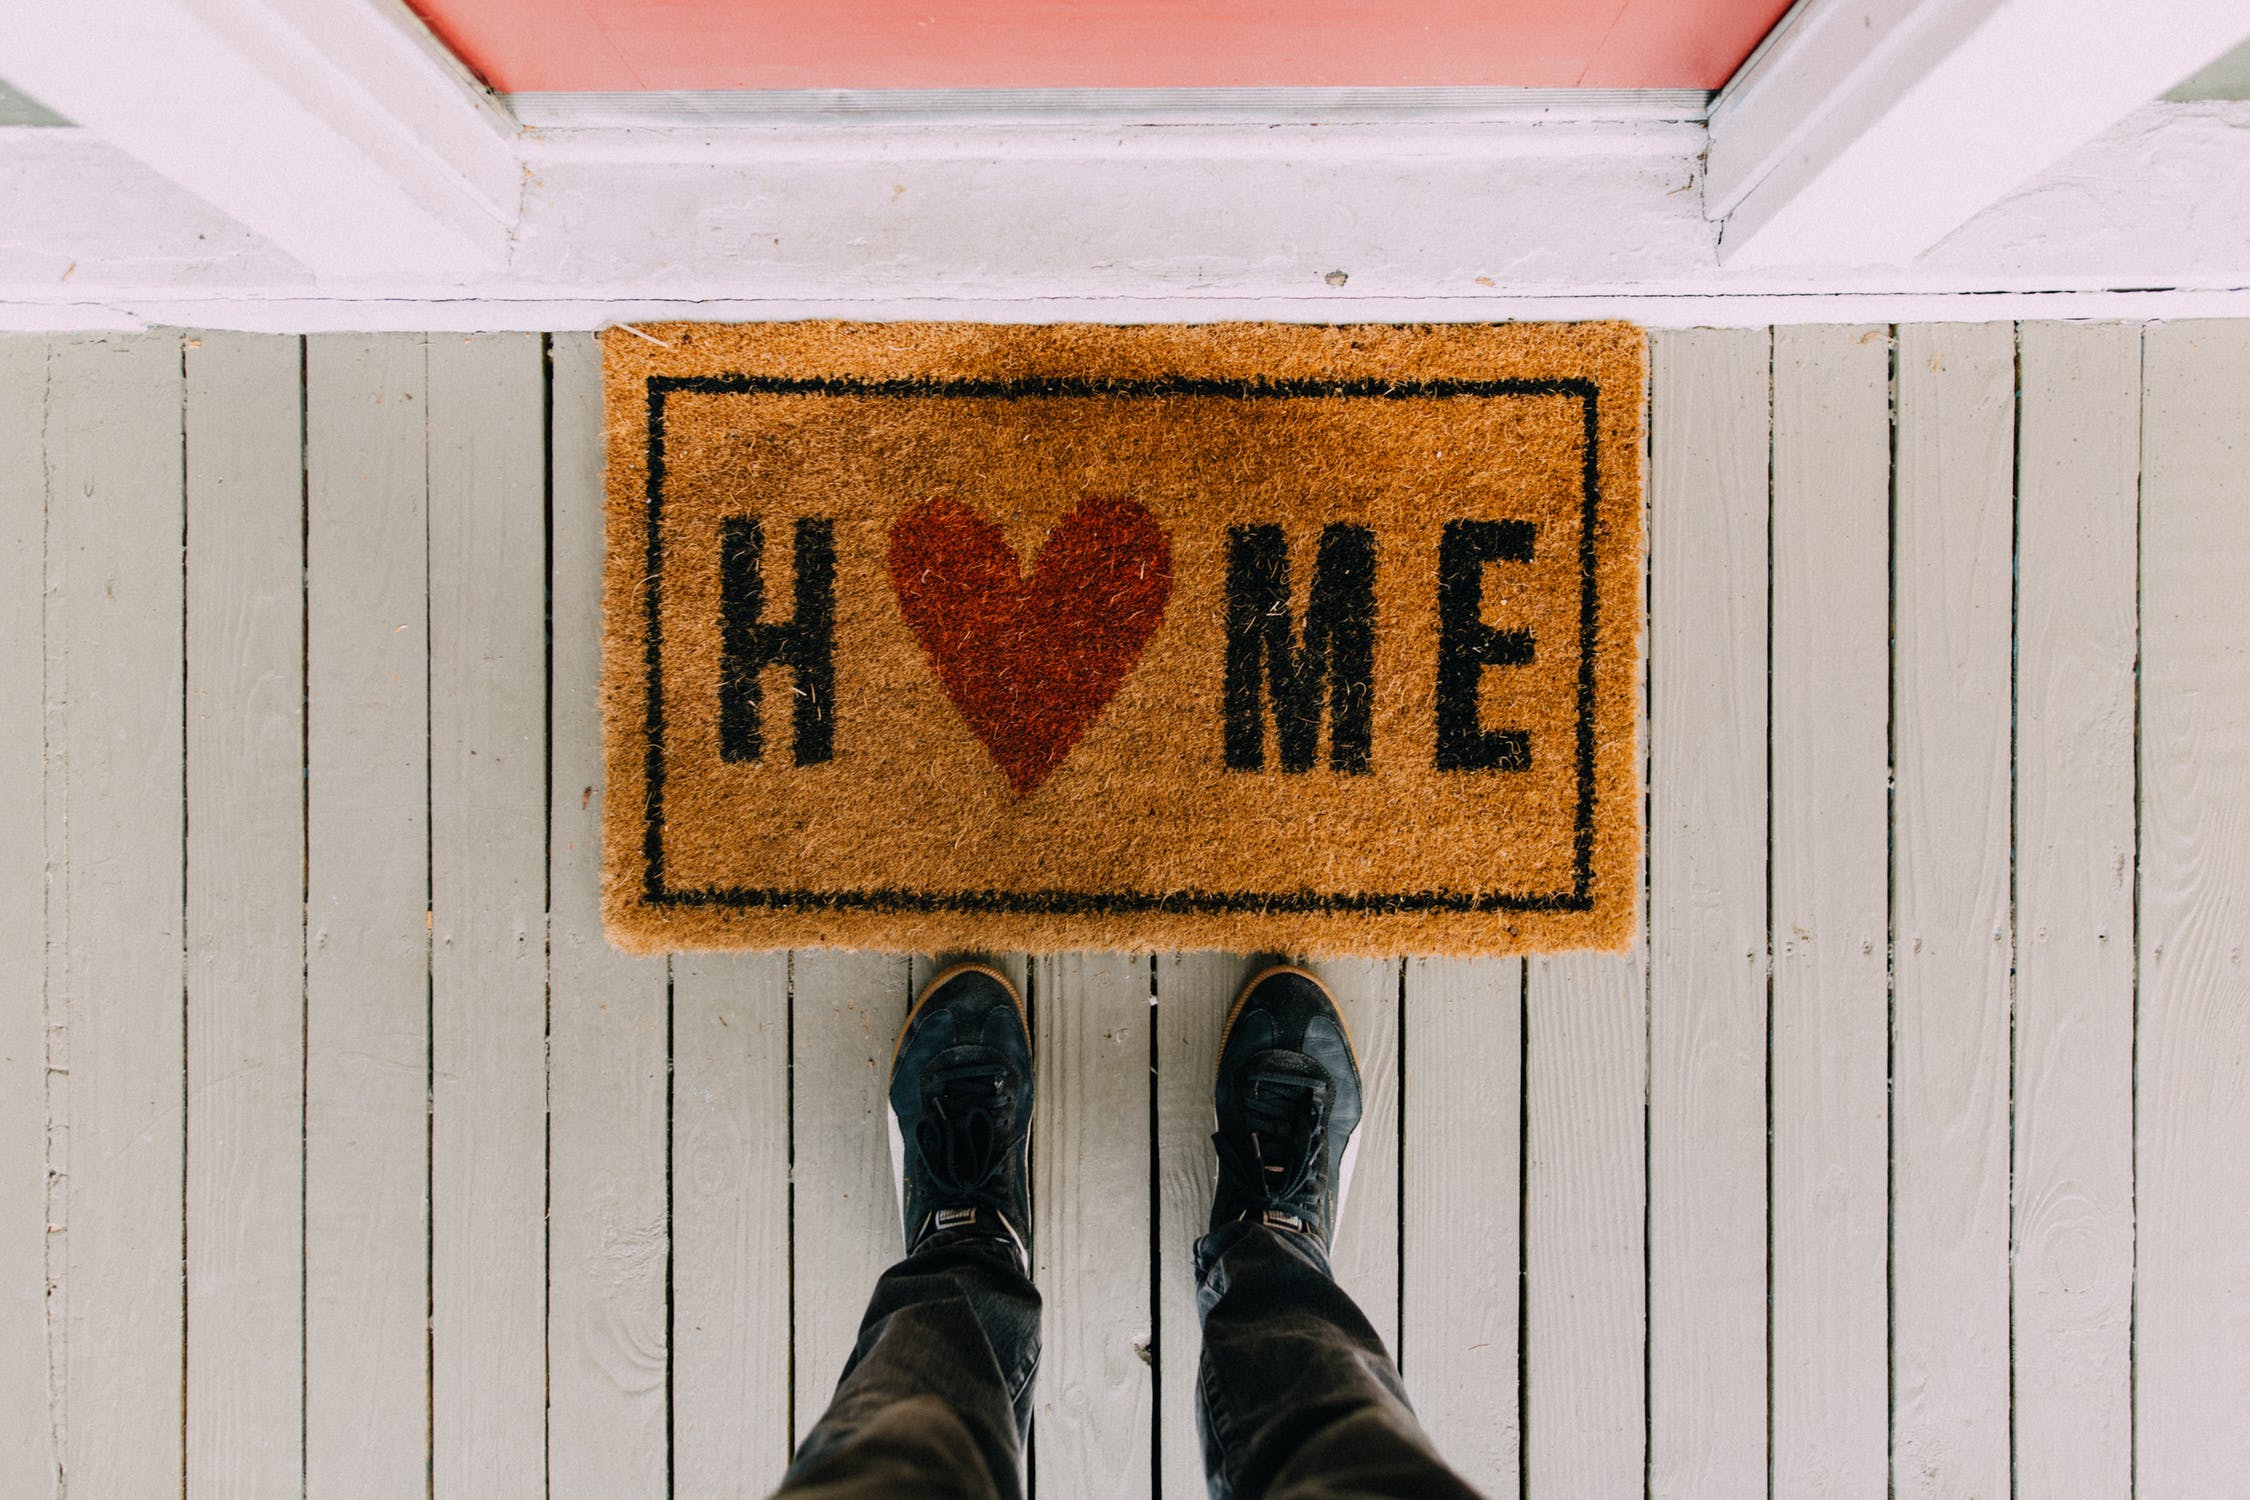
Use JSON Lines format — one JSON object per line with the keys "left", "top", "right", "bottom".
{"left": 1210, "top": 964, "right": 1364, "bottom": 1249}
{"left": 887, "top": 962, "right": 1034, "bottom": 1268}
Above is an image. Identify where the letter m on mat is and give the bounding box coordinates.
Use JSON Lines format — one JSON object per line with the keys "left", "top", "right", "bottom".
{"left": 1223, "top": 523, "right": 1376, "bottom": 774}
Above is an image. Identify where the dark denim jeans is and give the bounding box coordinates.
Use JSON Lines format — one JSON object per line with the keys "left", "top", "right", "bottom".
{"left": 775, "top": 1222, "right": 1482, "bottom": 1500}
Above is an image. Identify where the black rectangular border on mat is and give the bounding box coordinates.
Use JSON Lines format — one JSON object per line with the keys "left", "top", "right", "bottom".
{"left": 637, "top": 372, "right": 1607, "bottom": 916}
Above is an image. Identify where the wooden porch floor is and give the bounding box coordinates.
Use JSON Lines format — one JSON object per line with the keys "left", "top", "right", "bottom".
{"left": 2, "top": 323, "right": 2245, "bottom": 1499}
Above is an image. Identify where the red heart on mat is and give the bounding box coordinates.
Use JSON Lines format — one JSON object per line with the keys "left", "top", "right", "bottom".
{"left": 888, "top": 494, "right": 1173, "bottom": 797}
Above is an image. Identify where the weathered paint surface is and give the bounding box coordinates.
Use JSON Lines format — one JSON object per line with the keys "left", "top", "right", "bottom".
{"left": 3, "top": 103, "right": 2250, "bottom": 328}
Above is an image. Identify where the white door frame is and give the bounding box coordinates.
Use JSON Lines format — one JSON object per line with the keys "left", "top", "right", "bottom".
{"left": 0, "top": 0, "right": 2245, "bottom": 324}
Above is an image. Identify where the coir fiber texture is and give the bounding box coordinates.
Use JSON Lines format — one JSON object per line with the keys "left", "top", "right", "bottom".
{"left": 602, "top": 321, "right": 1645, "bottom": 956}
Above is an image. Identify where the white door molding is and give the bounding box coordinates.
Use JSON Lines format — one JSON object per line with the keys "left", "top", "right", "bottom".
{"left": 1707, "top": 0, "right": 2250, "bottom": 267}
{"left": 2, "top": 0, "right": 2248, "bottom": 317}
{"left": 0, "top": 0, "right": 522, "bottom": 283}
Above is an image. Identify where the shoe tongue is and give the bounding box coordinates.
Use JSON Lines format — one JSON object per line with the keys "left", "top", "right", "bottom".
{"left": 919, "top": 1045, "right": 1021, "bottom": 1190}
{"left": 1243, "top": 1050, "right": 1328, "bottom": 1169}
{"left": 1248, "top": 1048, "right": 1326, "bottom": 1094}
{"left": 926, "top": 1046, "right": 1012, "bottom": 1109}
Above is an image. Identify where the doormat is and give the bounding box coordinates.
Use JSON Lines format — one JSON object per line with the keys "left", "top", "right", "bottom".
{"left": 600, "top": 322, "right": 1644, "bottom": 956}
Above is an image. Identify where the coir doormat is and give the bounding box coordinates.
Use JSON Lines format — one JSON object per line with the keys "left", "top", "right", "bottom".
{"left": 601, "top": 322, "right": 1644, "bottom": 956}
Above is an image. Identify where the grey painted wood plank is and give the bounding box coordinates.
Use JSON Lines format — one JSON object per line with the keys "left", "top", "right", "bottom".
{"left": 2013, "top": 320, "right": 2138, "bottom": 1500}
{"left": 183, "top": 330, "right": 305, "bottom": 1500}
{"left": 673, "top": 957, "right": 789, "bottom": 1492}
{"left": 40, "top": 333, "right": 187, "bottom": 1498}
{"left": 304, "top": 333, "right": 431, "bottom": 1500}
{"left": 547, "top": 331, "right": 671, "bottom": 1500}
{"left": 1891, "top": 322, "right": 2016, "bottom": 1500}
{"left": 1770, "top": 323, "right": 1891, "bottom": 1500}
{"left": 1645, "top": 325, "right": 1769, "bottom": 1500}
{"left": 1154, "top": 952, "right": 1236, "bottom": 1500}
{"left": 2136, "top": 319, "right": 2250, "bottom": 1498}
{"left": 791, "top": 950, "right": 916, "bottom": 1449}
{"left": 1400, "top": 957, "right": 1522, "bottom": 1499}
{"left": 46, "top": 332, "right": 187, "bottom": 1500}
{"left": 38, "top": 335, "right": 69, "bottom": 1493}
{"left": 0, "top": 336, "right": 55, "bottom": 1500}
{"left": 673, "top": 952, "right": 791, "bottom": 1499}
{"left": 1525, "top": 949, "right": 1647, "bottom": 1498}
{"left": 427, "top": 333, "right": 548, "bottom": 1500}
{"left": 1031, "top": 952, "right": 1154, "bottom": 1500}
{"left": 1319, "top": 958, "right": 1401, "bottom": 1360}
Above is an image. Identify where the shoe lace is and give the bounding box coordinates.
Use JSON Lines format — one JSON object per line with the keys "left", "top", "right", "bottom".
{"left": 914, "top": 1064, "right": 1019, "bottom": 1209}
{"left": 1218, "top": 1062, "right": 1331, "bottom": 1216}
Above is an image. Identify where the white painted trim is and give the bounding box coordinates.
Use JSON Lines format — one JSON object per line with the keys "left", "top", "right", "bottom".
{"left": 2, "top": 90, "right": 2247, "bottom": 326}
{"left": 508, "top": 86, "right": 1712, "bottom": 128}
{"left": 1706, "top": 0, "right": 1819, "bottom": 123}
{"left": 12, "top": 287, "right": 2250, "bottom": 336}
{"left": 517, "top": 114, "right": 1700, "bottom": 163}
{"left": 4, "top": 0, "right": 2243, "bottom": 296}
{"left": 0, "top": 0, "right": 523, "bottom": 283}
{"left": 1707, "top": 0, "right": 2250, "bottom": 266}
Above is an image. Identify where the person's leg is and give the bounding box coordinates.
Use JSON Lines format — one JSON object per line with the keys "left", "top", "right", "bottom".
{"left": 775, "top": 1232, "right": 1038, "bottom": 1500}
{"left": 775, "top": 964, "right": 1040, "bottom": 1500}
{"left": 1194, "top": 966, "right": 1484, "bottom": 1500}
